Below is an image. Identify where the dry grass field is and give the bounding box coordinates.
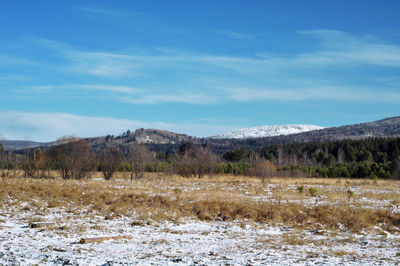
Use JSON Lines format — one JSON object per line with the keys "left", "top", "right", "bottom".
{"left": 1, "top": 173, "right": 400, "bottom": 264}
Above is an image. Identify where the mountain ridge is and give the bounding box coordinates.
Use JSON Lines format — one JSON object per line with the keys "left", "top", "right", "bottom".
{"left": 210, "top": 124, "right": 324, "bottom": 139}
{"left": 205, "top": 116, "right": 400, "bottom": 153}
{"left": 2, "top": 116, "right": 400, "bottom": 152}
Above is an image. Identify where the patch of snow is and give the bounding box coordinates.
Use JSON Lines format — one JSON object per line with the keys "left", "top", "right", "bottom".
{"left": 1, "top": 201, "right": 399, "bottom": 265}
{"left": 210, "top": 124, "right": 324, "bottom": 139}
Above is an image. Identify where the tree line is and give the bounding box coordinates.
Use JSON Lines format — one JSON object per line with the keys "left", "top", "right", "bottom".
{"left": 222, "top": 137, "right": 400, "bottom": 179}
{"left": 0, "top": 137, "right": 153, "bottom": 181}
{"left": 1, "top": 136, "right": 400, "bottom": 180}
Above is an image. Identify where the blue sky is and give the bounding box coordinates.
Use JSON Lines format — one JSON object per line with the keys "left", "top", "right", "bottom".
{"left": 1, "top": 0, "right": 400, "bottom": 141}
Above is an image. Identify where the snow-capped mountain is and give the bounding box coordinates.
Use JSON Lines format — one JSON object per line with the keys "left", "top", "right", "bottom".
{"left": 210, "top": 124, "right": 324, "bottom": 139}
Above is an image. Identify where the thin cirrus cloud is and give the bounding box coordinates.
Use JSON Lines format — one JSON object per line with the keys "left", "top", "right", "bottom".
{"left": 0, "top": 54, "right": 37, "bottom": 66}
{"left": 28, "top": 30, "right": 400, "bottom": 74}
{"left": 216, "top": 30, "right": 254, "bottom": 40}
{"left": 0, "top": 111, "right": 235, "bottom": 142}
{"left": 27, "top": 37, "right": 138, "bottom": 78}
{"left": 28, "top": 36, "right": 195, "bottom": 78}
{"left": 0, "top": 74, "right": 35, "bottom": 82}
{"left": 23, "top": 30, "right": 400, "bottom": 106}
{"left": 79, "top": 7, "right": 124, "bottom": 16}
{"left": 119, "top": 93, "right": 218, "bottom": 105}
{"left": 23, "top": 84, "right": 215, "bottom": 105}
{"left": 79, "top": 5, "right": 185, "bottom": 35}
{"left": 29, "top": 84, "right": 141, "bottom": 94}
{"left": 203, "top": 30, "right": 400, "bottom": 72}
{"left": 223, "top": 87, "right": 400, "bottom": 103}
{"left": 295, "top": 30, "right": 400, "bottom": 67}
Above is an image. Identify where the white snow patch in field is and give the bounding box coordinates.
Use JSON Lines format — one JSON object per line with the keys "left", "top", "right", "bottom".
{"left": 1, "top": 203, "right": 400, "bottom": 265}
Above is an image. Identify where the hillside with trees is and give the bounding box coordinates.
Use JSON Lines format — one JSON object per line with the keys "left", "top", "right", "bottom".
{"left": 1, "top": 116, "right": 400, "bottom": 180}
{"left": 1, "top": 135, "right": 400, "bottom": 180}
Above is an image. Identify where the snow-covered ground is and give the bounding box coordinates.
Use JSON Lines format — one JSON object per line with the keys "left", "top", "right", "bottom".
{"left": 210, "top": 124, "right": 324, "bottom": 139}
{"left": 1, "top": 177, "right": 400, "bottom": 265}
{"left": 1, "top": 202, "right": 399, "bottom": 265}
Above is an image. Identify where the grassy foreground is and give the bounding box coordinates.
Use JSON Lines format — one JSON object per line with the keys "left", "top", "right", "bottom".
{"left": 1, "top": 173, "right": 400, "bottom": 233}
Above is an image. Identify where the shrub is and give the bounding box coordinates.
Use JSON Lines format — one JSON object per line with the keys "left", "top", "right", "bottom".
{"left": 297, "top": 185, "right": 304, "bottom": 194}
{"left": 347, "top": 189, "right": 355, "bottom": 198}
{"left": 172, "top": 188, "right": 183, "bottom": 201}
{"left": 372, "top": 175, "right": 378, "bottom": 185}
{"left": 253, "top": 160, "right": 276, "bottom": 183}
{"left": 309, "top": 187, "right": 318, "bottom": 197}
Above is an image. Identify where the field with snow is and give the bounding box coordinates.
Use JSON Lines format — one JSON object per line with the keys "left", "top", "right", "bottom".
{"left": 1, "top": 174, "right": 400, "bottom": 265}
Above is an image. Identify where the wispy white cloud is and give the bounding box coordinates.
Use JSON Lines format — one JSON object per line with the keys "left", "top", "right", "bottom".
{"left": 78, "top": 5, "right": 185, "bottom": 35}
{"left": 24, "top": 31, "right": 400, "bottom": 106}
{"left": 0, "top": 111, "right": 235, "bottom": 142}
{"left": 27, "top": 37, "right": 72, "bottom": 54}
{"left": 0, "top": 54, "right": 37, "bottom": 66}
{"left": 22, "top": 84, "right": 215, "bottom": 105}
{"left": 223, "top": 86, "right": 400, "bottom": 103}
{"left": 297, "top": 30, "right": 400, "bottom": 67}
{"left": 119, "top": 93, "right": 218, "bottom": 105}
{"left": 80, "top": 7, "right": 124, "bottom": 16}
{"left": 29, "top": 30, "right": 400, "bottom": 78}
{"left": 201, "top": 30, "right": 400, "bottom": 71}
{"left": 29, "top": 84, "right": 141, "bottom": 94}
{"left": 216, "top": 30, "right": 253, "bottom": 40}
{"left": 0, "top": 74, "right": 35, "bottom": 82}
{"left": 28, "top": 37, "right": 188, "bottom": 78}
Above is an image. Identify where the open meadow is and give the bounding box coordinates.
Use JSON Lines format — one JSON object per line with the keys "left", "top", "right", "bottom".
{"left": 1, "top": 173, "right": 400, "bottom": 265}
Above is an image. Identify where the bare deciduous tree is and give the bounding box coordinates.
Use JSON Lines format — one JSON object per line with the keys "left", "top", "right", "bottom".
{"left": 254, "top": 159, "right": 276, "bottom": 183}
{"left": 98, "top": 146, "right": 123, "bottom": 180}
{"left": 48, "top": 137, "right": 93, "bottom": 179}
{"left": 0, "top": 144, "right": 17, "bottom": 179}
{"left": 0, "top": 144, "right": 7, "bottom": 180}
{"left": 22, "top": 149, "right": 36, "bottom": 178}
{"left": 34, "top": 149, "right": 50, "bottom": 178}
{"left": 129, "top": 143, "right": 153, "bottom": 180}
{"left": 174, "top": 144, "right": 218, "bottom": 178}
{"left": 277, "top": 147, "right": 283, "bottom": 167}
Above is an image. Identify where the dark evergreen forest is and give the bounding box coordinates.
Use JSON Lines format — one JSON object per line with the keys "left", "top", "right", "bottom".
{"left": 222, "top": 137, "right": 400, "bottom": 179}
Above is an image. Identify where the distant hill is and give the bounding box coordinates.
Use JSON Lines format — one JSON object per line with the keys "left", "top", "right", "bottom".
{"left": 0, "top": 128, "right": 193, "bottom": 151}
{"left": 0, "top": 140, "right": 52, "bottom": 150}
{"left": 206, "top": 116, "right": 400, "bottom": 153}
{"left": 86, "top": 116, "right": 400, "bottom": 154}
{"left": 210, "top": 124, "right": 324, "bottom": 139}
{"left": 271, "top": 116, "right": 400, "bottom": 143}
{"left": 86, "top": 128, "right": 195, "bottom": 153}
{"left": 2, "top": 116, "right": 400, "bottom": 153}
